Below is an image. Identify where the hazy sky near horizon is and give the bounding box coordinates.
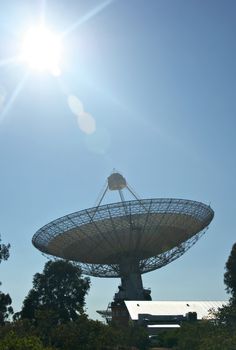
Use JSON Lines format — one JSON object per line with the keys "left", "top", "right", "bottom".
{"left": 0, "top": 0, "right": 235, "bottom": 320}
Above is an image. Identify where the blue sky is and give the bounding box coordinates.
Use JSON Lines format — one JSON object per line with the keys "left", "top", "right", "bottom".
{"left": 0, "top": 0, "right": 235, "bottom": 320}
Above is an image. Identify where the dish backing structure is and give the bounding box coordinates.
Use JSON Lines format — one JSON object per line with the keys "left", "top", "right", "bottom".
{"left": 32, "top": 172, "right": 214, "bottom": 322}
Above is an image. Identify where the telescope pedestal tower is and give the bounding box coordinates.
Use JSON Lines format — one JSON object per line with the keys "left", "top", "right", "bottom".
{"left": 105, "top": 174, "right": 152, "bottom": 320}
{"left": 119, "top": 257, "right": 144, "bottom": 300}
{"left": 111, "top": 256, "right": 151, "bottom": 325}
{"left": 116, "top": 256, "right": 151, "bottom": 301}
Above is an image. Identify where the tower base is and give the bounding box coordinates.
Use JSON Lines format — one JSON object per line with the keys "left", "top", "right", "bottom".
{"left": 110, "top": 286, "right": 152, "bottom": 325}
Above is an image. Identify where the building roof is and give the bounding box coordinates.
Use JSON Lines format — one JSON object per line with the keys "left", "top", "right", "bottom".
{"left": 125, "top": 300, "right": 227, "bottom": 320}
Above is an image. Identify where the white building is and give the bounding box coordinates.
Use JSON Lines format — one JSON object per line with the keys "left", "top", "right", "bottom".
{"left": 124, "top": 300, "right": 226, "bottom": 334}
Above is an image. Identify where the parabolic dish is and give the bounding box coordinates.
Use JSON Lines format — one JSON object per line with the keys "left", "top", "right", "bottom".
{"left": 32, "top": 198, "right": 214, "bottom": 277}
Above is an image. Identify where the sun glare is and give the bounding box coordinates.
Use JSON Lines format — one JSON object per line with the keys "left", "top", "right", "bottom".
{"left": 21, "top": 26, "right": 62, "bottom": 76}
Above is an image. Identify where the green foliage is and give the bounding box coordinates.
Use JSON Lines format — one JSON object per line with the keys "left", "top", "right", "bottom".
{"left": 0, "top": 331, "right": 54, "bottom": 350}
{"left": 175, "top": 321, "right": 214, "bottom": 350}
{"left": 0, "top": 319, "right": 36, "bottom": 340}
{"left": 215, "top": 303, "right": 236, "bottom": 329}
{"left": 114, "top": 323, "right": 149, "bottom": 350}
{"left": 50, "top": 316, "right": 149, "bottom": 350}
{"left": 0, "top": 317, "right": 149, "bottom": 350}
{"left": 224, "top": 242, "right": 236, "bottom": 303}
{"left": 20, "top": 260, "right": 90, "bottom": 324}
{"left": 155, "top": 329, "right": 178, "bottom": 348}
{"left": 199, "top": 328, "right": 236, "bottom": 350}
{"left": 173, "top": 320, "right": 236, "bottom": 350}
{"left": 51, "top": 315, "right": 107, "bottom": 350}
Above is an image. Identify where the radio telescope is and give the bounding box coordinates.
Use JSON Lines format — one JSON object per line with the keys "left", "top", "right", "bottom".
{"left": 32, "top": 172, "right": 214, "bottom": 304}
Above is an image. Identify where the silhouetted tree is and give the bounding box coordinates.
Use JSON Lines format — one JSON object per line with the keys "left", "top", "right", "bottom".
{"left": 0, "top": 292, "right": 13, "bottom": 325}
{"left": 224, "top": 242, "right": 236, "bottom": 304}
{"left": 20, "top": 260, "right": 90, "bottom": 325}
{"left": 212, "top": 242, "right": 236, "bottom": 329}
{"left": 0, "top": 236, "right": 10, "bottom": 264}
{"left": 0, "top": 236, "right": 13, "bottom": 324}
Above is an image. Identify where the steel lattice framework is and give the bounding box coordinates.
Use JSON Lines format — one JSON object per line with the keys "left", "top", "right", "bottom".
{"left": 32, "top": 198, "right": 214, "bottom": 277}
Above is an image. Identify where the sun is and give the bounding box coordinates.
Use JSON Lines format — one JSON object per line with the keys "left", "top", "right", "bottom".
{"left": 21, "top": 26, "right": 62, "bottom": 76}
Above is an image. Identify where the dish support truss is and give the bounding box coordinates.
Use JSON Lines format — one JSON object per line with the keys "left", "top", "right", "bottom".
{"left": 75, "top": 228, "right": 206, "bottom": 278}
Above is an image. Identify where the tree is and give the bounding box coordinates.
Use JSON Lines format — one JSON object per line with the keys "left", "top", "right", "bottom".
{"left": 0, "top": 331, "right": 54, "bottom": 350}
{"left": 173, "top": 320, "right": 236, "bottom": 350}
{"left": 0, "top": 236, "right": 10, "bottom": 264}
{"left": 224, "top": 242, "right": 236, "bottom": 304}
{"left": 215, "top": 303, "right": 236, "bottom": 329}
{"left": 51, "top": 316, "right": 149, "bottom": 350}
{"left": 51, "top": 315, "right": 109, "bottom": 350}
{"left": 215, "top": 242, "right": 236, "bottom": 329}
{"left": 0, "top": 292, "right": 13, "bottom": 325}
{"left": 0, "top": 236, "right": 13, "bottom": 324}
{"left": 20, "top": 260, "right": 90, "bottom": 325}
